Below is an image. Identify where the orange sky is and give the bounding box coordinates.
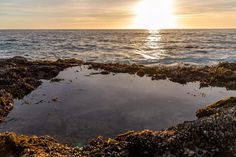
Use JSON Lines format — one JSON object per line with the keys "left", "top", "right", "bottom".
{"left": 1, "top": 0, "right": 236, "bottom": 29}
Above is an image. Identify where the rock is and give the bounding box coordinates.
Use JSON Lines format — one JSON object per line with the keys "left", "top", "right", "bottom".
{"left": 0, "top": 57, "right": 236, "bottom": 156}
{"left": 0, "top": 90, "right": 13, "bottom": 122}
{"left": 80, "top": 97, "right": 236, "bottom": 157}
{"left": 52, "top": 98, "right": 58, "bottom": 102}
{"left": 137, "top": 69, "right": 145, "bottom": 77}
{"left": 100, "top": 71, "right": 110, "bottom": 75}
{"left": 0, "top": 132, "right": 81, "bottom": 157}
{"left": 0, "top": 57, "right": 83, "bottom": 120}
{"left": 196, "top": 97, "right": 236, "bottom": 118}
{"left": 85, "top": 61, "right": 236, "bottom": 90}
{"left": 7, "top": 56, "right": 28, "bottom": 64}
{"left": 51, "top": 78, "right": 64, "bottom": 82}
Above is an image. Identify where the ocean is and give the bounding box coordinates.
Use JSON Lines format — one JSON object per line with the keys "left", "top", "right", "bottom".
{"left": 0, "top": 29, "right": 236, "bottom": 65}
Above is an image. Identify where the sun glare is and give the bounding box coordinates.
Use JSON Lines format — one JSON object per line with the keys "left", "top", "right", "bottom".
{"left": 132, "top": 0, "right": 176, "bottom": 30}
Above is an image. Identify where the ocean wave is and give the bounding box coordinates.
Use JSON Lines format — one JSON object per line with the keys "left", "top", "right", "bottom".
{"left": 0, "top": 29, "right": 236, "bottom": 66}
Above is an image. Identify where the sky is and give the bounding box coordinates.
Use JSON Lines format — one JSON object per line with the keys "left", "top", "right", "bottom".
{"left": 0, "top": 0, "right": 236, "bottom": 29}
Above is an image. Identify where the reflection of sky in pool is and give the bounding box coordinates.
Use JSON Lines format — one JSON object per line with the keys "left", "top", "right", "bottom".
{"left": 1, "top": 66, "right": 236, "bottom": 146}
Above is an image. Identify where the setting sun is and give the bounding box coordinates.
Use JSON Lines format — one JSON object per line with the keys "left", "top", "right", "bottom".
{"left": 132, "top": 0, "right": 176, "bottom": 29}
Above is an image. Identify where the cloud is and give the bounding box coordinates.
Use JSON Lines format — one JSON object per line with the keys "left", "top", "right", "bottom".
{"left": 176, "top": 0, "right": 236, "bottom": 15}
{"left": 0, "top": 0, "right": 136, "bottom": 19}
{"left": 0, "top": 0, "right": 236, "bottom": 28}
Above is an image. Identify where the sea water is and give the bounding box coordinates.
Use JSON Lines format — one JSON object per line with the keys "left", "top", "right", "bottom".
{"left": 0, "top": 29, "right": 236, "bottom": 65}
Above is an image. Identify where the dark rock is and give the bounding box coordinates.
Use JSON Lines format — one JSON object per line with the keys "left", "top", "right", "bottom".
{"left": 80, "top": 97, "right": 236, "bottom": 157}
{"left": 100, "top": 71, "right": 110, "bottom": 75}
{"left": 196, "top": 97, "right": 236, "bottom": 118}
{"left": 0, "top": 132, "right": 81, "bottom": 156}
{"left": 51, "top": 78, "right": 64, "bottom": 82}
{"left": 0, "top": 57, "right": 83, "bottom": 121}
{"left": 137, "top": 69, "right": 145, "bottom": 77}
{"left": 0, "top": 57, "right": 235, "bottom": 156}
{"left": 7, "top": 56, "right": 28, "bottom": 64}
{"left": 0, "top": 90, "right": 13, "bottom": 122}
{"left": 85, "top": 61, "right": 236, "bottom": 90}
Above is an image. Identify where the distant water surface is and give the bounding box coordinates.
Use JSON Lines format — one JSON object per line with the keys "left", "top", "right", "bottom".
{"left": 0, "top": 29, "right": 236, "bottom": 65}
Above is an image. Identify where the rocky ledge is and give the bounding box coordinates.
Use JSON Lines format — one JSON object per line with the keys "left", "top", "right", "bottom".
{"left": 0, "top": 57, "right": 235, "bottom": 156}
{"left": 86, "top": 61, "right": 236, "bottom": 90}
{"left": 0, "top": 56, "right": 83, "bottom": 121}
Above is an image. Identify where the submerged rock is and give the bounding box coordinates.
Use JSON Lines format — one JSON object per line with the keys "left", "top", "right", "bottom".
{"left": 100, "top": 71, "right": 110, "bottom": 75}
{"left": 50, "top": 78, "right": 65, "bottom": 82}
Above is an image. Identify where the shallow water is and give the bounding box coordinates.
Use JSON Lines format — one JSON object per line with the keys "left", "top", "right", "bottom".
{"left": 0, "top": 29, "right": 236, "bottom": 65}
{"left": 0, "top": 66, "right": 236, "bottom": 146}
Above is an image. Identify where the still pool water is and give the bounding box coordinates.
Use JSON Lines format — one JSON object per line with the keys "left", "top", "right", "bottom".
{"left": 0, "top": 66, "right": 236, "bottom": 145}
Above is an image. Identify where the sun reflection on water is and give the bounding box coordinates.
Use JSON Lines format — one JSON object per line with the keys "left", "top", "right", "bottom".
{"left": 146, "top": 30, "right": 161, "bottom": 49}
{"left": 138, "top": 30, "right": 164, "bottom": 60}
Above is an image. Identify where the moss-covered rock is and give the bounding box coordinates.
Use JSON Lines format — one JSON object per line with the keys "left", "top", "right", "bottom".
{"left": 80, "top": 97, "right": 236, "bottom": 157}
{"left": 85, "top": 61, "right": 236, "bottom": 90}
{"left": 0, "top": 57, "right": 236, "bottom": 156}
{"left": 196, "top": 97, "right": 236, "bottom": 118}
{"left": 0, "top": 90, "right": 13, "bottom": 122}
{"left": 0, "top": 57, "right": 83, "bottom": 121}
{"left": 0, "top": 132, "right": 81, "bottom": 157}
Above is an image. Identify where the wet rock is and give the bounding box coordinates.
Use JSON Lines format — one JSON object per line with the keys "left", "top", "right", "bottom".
{"left": 0, "top": 57, "right": 236, "bottom": 156}
{"left": 52, "top": 98, "right": 58, "bottom": 102}
{"left": 80, "top": 97, "right": 236, "bottom": 157}
{"left": 0, "top": 88, "right": 234, "bottom": 157}
{"left": 0, "top": 90, "right": 13, "bottom": 122}
{"left": 136, "top": 69, "right": 145, "bottom": 77}
{"left": 0, "top": 57, "right": 83, "bottom": 121}
{"left": 196, "top": 97, "right": 236, "bottom": 118}
{"left": 85, "top": 61, "right": 236, "bottom": 91}
{"left": 51, "top": 78, "right": 65, "bottom": 82}
{"left": 7, "top": 56, "right": 28, "bottom": 64}
{"left": 0, "top": 132, "right": 81, "bottom": 157}
{"left": 100, "top": 71, "right": 110, "bottom": 75}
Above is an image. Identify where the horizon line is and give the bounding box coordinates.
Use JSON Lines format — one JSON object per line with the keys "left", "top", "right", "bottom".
{"left": 0, "top": 28, "right": 236, "bottom": 30}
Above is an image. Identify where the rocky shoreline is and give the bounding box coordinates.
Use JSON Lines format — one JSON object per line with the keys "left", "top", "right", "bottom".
{"left": 0, "top": 97, "right": 235, "bottom": 157}
{"left": 0, "top": 57, "right": 235, "bottom": 156}
{"left": 85, "top": 61, "right": 236, "bottom": 90}
{"left": 80, "top": 97, "right": 236, "bottom": 157}
{"left": 0, "top": 56, "right": 83, "bottom": 122}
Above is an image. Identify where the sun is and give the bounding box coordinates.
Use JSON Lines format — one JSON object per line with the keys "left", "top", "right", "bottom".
{"left": 132, "top": 0, "right": 176, "bottom": 30}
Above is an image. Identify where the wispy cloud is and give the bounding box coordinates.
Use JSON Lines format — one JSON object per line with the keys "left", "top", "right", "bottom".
{"left": 176, "top": 0, "right": 236, "bottom": 15}
{"left": 0, "top": 0, "right": 236, "bottom": 28}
